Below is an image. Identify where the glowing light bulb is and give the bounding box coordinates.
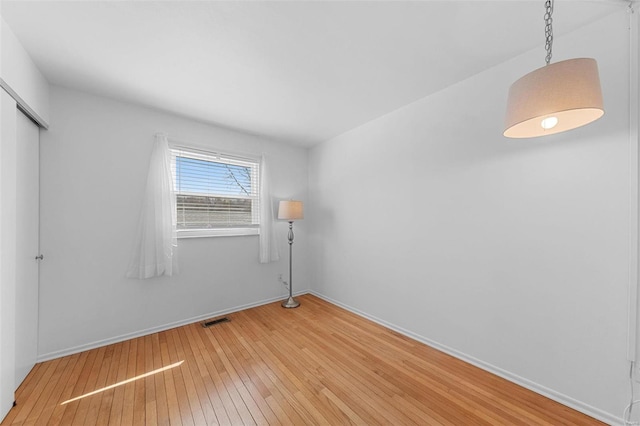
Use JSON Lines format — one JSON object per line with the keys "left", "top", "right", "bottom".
{"left": 541, "top": 116, "right": 558, "bottom": 130}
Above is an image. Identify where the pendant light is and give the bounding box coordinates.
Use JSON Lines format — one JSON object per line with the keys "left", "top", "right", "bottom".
{"left": 504, "top": 0, "right": 604, "bottom": 138}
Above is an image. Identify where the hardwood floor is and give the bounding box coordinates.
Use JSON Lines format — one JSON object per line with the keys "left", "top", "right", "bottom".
{"left": 2, "top": 294, "right": 603, "bottom": 425}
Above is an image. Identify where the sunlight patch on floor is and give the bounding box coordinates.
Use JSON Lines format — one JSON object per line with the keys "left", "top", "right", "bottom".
{"left": 60, "top": 360, "right": 184, "bottom": 405}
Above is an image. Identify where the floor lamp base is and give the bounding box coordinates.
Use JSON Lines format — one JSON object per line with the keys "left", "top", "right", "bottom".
{"left": 281, "top": 296, "right": 300, "bottom": 309}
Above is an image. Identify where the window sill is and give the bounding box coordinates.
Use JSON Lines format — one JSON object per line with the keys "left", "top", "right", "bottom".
{"left": 177, "top": 228, "right": 259, "bottom": 239}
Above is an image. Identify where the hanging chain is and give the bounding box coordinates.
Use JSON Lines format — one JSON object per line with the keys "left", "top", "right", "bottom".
{"left": 544, "top": 0, "right": 554, "bottom": 65}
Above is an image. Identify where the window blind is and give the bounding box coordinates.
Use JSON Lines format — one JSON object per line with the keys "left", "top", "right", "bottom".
{"left": 170, "top": 147, "right": 260, "bottom": 231}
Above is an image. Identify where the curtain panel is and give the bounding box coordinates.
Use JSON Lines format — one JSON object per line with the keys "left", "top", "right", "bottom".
{"left": 126, "top": 133, "right": 178, "bottom": 279}
{"left": 259, "top": 155, "right": 279, "bottom": 263}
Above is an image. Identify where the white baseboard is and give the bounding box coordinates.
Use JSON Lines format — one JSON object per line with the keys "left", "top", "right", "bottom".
{"left": 37, "top": 290, "right": 308, "bottom": 363}
{"left": 37, "top": 289, "right": 621, "bottom": 425}
{"left": 309, "top": 290, "right": 621, "bottom": 426}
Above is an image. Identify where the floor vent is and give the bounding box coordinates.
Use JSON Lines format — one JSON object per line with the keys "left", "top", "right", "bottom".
{"left": 202, "top": 317, "right": 230, "bottom": 328}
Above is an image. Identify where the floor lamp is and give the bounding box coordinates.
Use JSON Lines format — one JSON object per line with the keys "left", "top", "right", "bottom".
{"left": 278, "top": 200, "right": 303, "bottom": 308}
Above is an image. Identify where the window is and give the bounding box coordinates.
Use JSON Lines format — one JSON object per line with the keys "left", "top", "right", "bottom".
{"left": 170, "top": 146, "right": 260, "bottom": 237}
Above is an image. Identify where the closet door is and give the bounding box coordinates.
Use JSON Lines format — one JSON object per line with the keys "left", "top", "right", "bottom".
{"left": 0, "top": 88, "right": 18, "bottom": 421}
{"left": 14, "top": 109, "right": 40, "bottom": 388}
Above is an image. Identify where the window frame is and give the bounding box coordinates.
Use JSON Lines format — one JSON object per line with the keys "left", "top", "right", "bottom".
{"left": 169, "top": 144, "right": 261, "bottom": 239}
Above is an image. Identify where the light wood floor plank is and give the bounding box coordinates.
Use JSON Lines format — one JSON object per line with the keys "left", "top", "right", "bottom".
{"left": 201, "top": 324, "right": 275, "bottom": 425}
{"left": 183, "top": 325, "right": 229, "bottom": 425}
{"left": 132, "top": 337, "right": 147, "bottom": 426}
{"left": 35, "top": 353, "right": 81, "bottom": 425}
{"left": 45, "top": 349, "right": 91, "bottom": 426}
{"left": 158, "top": 331, "right": 183, "bottom": 426}
{"left": 189, "top": 325, "right": 242, "bottom": 425}
{"left": 25, "top": 357, "right": 72, "bottom": 425}
{"left": 179, "top": 326, "right": 220, "bottom": 425}
{"left": 204, "top": 330, "right": 257, "bottom": 425}
{"left": 1, "top": 294, "right": 606, "bottom": 426}
{"left": 106, "top": 339, "right": 129, "bottom": 426}
{"left": 14, "top": 362, "right": 43, "bottom": 402}
{"left": 70, "top": 346, "right": 107, "bottom": 426}
{"left": 94, "top": 342, "right": 121, "bottom": 426}
{"left": 83, "top": 344, "right": 115, "bottom": 426}
{"left": 118, "top": 338, "right": 137, "bottom": 426}
{"left": 7, "top": 357, "right": 62, "bottom": 425}
{"left": 150, "top": 333, "right": 170, "bottom": 426}
{"left": 174, "top": 327, "right": 214, "bottom": 426}
{"left": 143, "top": 334, "right": 157, "bottom": 426}
{"left": 165, "top": 329, "right": 195, "bottom": 426}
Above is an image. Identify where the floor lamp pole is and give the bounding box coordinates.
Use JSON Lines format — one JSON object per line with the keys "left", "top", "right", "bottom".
{"left": 282, "top": 221, "right": 300, "bottom": 308}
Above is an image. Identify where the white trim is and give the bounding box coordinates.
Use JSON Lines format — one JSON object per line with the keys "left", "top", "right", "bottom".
{"left": 309, "top": 290, "right": 622, "bottom": 426}
{"left": 0, "top": 80, "right": 48, "bottom": 129}
{"left": 628, "top": 0, "right": 640, "bottom": 363}
{"left": 36, "top": 289, "right": 621, "bottom": 423}
{"left": 177, "top": 227, "right": 259, "bottom": 238}
{"left": 36, "top": 290, "right": 308, "bottom": 363}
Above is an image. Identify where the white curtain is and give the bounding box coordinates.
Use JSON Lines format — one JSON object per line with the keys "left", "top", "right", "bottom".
{"left": 126, "top": 134, "right": 178, "bottom": 279}
{"left": 259, "top": 155, "right": 279, "bottom": 263}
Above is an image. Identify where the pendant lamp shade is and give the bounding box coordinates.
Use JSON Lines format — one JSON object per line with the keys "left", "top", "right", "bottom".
{"left": 504, "top": 58, "right": 604, "bottom": 138}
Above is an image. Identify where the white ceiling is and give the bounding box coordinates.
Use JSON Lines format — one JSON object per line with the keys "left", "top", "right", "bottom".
{"left": 0, "top": 1, "right": 621, "bottom": 146}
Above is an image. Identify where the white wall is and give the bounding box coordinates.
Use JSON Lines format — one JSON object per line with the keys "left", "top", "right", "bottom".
{"left": 38, "top": 86, "right": 309, "bottom": 360}
{"left": 0, "top": 16, "right": 49, "bottom": 127}
{"left": 309, "top": 11, "right": 630, "bottom": 423}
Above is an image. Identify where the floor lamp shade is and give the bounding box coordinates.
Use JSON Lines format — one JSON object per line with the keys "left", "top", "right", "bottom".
{"left": 278, "top": 200, "right": 304, "bottom": 221}
{"left": 504, "top": 58, "right": 604, "bottom": 138}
